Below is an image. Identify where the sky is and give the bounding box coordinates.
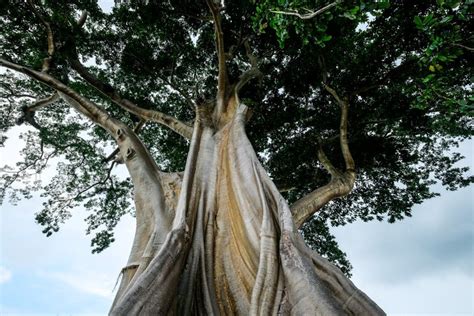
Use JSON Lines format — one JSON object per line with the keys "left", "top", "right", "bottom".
{"left": 1, "top": 136, "right": 472, "bottom": 316}
{"left": 1, "top": 1, "right": 473, "bottom": 315}
{"left": 1, "top": 130, "right": 472, "bottom": 316}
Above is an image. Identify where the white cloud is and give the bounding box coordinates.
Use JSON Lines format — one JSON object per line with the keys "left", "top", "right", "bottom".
{"left": 43, "top": 270, "right": 116, "bottom": 299}
{"left": 332, "top": 184, "right": 473, "bottom": 314}
{"left": 98, "top": 0, "right": 115, "bottom": 13}
{"left": 0, "top": 266, "right": 12, "bottom": 284}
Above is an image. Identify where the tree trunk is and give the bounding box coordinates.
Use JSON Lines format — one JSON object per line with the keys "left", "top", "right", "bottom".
{"left": 109, "top": 96, "right": 385, "bottom": 315}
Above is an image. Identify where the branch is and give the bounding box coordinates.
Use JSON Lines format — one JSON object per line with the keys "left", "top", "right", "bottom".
{"left": 339, "top": 101, "right": 355, "bottom": 171}
{"left": 16, "top": 92, "right": 60, "bottom": 128}
{"left": 104, "top": 120, "right": 146, "bottom": 163}
{"left": 69, "top": 57, "right": 193, "bottom": 139}
{"left": 25, "top": 92, "right": 59, "bottom": 112}
{"left": 206, "top": 0, "right": 228, "bottom": 103}
{"left": 0, "top": 82, "right": 36, "bottom": 99}
{"left": 27, "top": 0, "right": 54, "bottom": 72}
{"left": 316, "top": 140, "right": 339, "bottom": 178}
{"left": 56, "top": 161, "right": 116, "bottom": 205}
{"left": 291, "top": 175, "right": 354, "bottom": 228}
{"left": 453, "top": 43, "right": 474, "bottom": 52}
{"left": 270, "top": 1, "right": 339, "bottom": 20}
{"left": 323, "top": 83, "right": 344, "bottom": 107}
{"left": 234, "top": 39, "right": 262, "bottom": 95}
{"left": 77, "top": 10, "right": 88, "bottom": 28}
{"left": 1, "top": 141, "right": 58, "bottom": 203}
{"left": 0, "top": 58, "right": 121, "bottom": 134}
{"left": 323, "top": 84, "right": 354, "bottom": 171}
{"left": 291, "top": 85, "right": 355, "bottom": 227}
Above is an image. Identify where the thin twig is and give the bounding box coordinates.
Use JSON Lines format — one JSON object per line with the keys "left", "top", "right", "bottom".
{"left": 270, "top": 1, "right": 339, "bottom": 20}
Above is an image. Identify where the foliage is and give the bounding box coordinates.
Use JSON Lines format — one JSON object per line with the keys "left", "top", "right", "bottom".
{"left": 1, "top": 0, "right": 472, "bottom": 274}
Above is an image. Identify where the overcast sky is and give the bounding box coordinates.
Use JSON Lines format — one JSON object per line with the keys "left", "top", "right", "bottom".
{"left": 1, "top": 127, "right": 472, "bottom": 316}
{"left": 1, "top": 1, "right": 473, "bottom": 315}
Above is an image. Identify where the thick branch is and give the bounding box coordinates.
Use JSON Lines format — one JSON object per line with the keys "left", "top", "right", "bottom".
{"left": 324, "top": 84, "right": 355, "bottom": 171}
{"left": 77, "top": 10, "right": 88, "bottom": 28}
{"left": 291, "top": 174, "right": 355, "bottom": 228}
{"left": 16, "top": 92, "right": 60, "bottom": 128}
{"left": 339, "top": 101, "right": 355, "bottom": 171}
{"left": 27, "top": 0, "right": 54, "bottom": 72}
{"left": 291, "top": 85, "right": 355, "bottom": 227}
{"left": 206, "top": 0, "right": 228, "bottom": 102}
{"left": 25, "top": 92, "right": 59, "bottom": 112}
{"left": 316, "top": 141, "right": 339, "bottom": 177}
{"left": 323, "top": 83, "right": 344, "bottom": 107}
{"left": 0, "top": 58, "right": 120, "bottom": 134}
{"left": 270, "top": 1, "right": 339, "bottom": 20}
{"left": 104, "top": 120, "right": 146, "bottom": 163}
{"left": 69, "top": 58, "right": 193, "bottom": 139}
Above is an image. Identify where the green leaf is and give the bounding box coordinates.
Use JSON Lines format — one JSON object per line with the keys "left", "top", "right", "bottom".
{"left": 343, "top": 12, "right": 356, "bottom": 20}
{"left": 321, "top": 34, "right": 332, "bottom": 42}
{"left": 438, "top": 55, "right": 448, "bottom": 62}
{"left": 440, "top": 16, "right": 453, "bottom": 23}
{"left": 378, "top": 0, "right": 390, "bottom": 9}
{"left": 414, "top": 16, "right": 423, "bottom": 29}
{"left": 446, "top": 0, "right": 461, "bottom": 8}
{"left": 423, "top": 74, "right": 435, "bottom": 83}
{"left": 423, "top": 13, "right": 434, "bottom": 26}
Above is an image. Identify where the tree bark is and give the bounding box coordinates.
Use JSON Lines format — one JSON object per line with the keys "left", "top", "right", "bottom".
{"left": 110, "top": 95, "right": 385, "bottom": 315}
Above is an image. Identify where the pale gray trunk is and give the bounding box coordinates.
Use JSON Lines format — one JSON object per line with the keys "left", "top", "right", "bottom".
{"left": 109, "top": 97, "right": 385, "bottom": 315}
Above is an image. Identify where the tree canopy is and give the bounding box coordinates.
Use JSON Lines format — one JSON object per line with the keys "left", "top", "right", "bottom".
{"left": 1, "top": 0, "right": 472, "bottom": 276}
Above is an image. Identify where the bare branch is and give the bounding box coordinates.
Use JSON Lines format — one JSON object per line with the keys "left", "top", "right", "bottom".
{"left": 77, "top": 10, "right": 88, "bottom": 28}
{"left": 206, "top": 0, "right": 228, "bottom": 103}
{"left": 69, "top": 57, "right": 193, "bottom": 139}
{"left": 270, "top": 1, "right": 339, "bottom": 20}
{"left": 104, "top": 120, "right": 146, "bottom": 163}
{"left": 0, "top": 58, "right": 121, "bottom": 134}
{"left": 323, "top": 83, "right": 344, "bottom": 107}
{"left": 27, "top": 0, "right": 54, "bottom": 72}
{"left": 291, "top": 174, "right": 355, "bottom": 228}
{"left": 234, "top": 40, "right": 262, "bottom": 95}
{"left": 291, "top": 85, "right": 355, "bottom": 227}
{"left": 316, "top": 140, "right": 339, "bottom": 178}
{"left": 26, "top": 92, "right": 59, "bottom": 112}
{"left": 16, "top": 92, "right": 60, "bottom": 128}
{"left": 453, "top": 43, "right": 474, "bottom": 52}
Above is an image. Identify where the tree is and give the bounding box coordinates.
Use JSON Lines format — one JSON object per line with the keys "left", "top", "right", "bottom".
{"left": 1, "top": 0, "right": 472, "bottom": 314}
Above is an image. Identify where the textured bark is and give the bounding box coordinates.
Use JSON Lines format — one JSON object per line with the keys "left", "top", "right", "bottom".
{"left": 109, "top": 97, "right": 385, "bottom": 315}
